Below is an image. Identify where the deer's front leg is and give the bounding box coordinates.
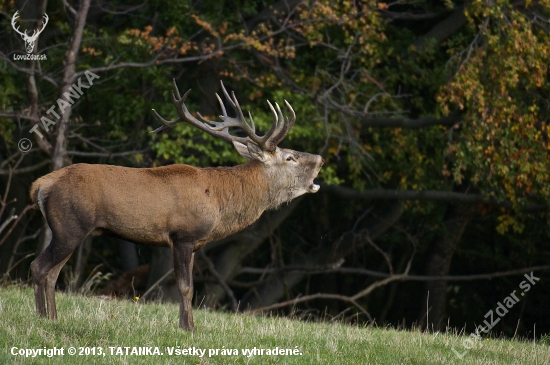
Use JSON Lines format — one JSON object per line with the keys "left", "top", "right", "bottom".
{"left": 172, "top": 242, "right": 195, "bottom": 331}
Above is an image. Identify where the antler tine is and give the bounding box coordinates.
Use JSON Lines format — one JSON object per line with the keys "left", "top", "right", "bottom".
{"left": 264, "top": 100, "right": 283, "bottom": 147}
{"left": 217, "top": 81, "right": 296, "bottom": 151}
{"left": 149, "top": 83, "right": 191, "bottom": 134}
{"left": 248, "top": 111, "right": 256, "bottom": 133}
{"left": 211, "top": 89, "right": 256, "bottom": 132}
{"left": 150, "top": 110, "right": 181, "bottom": 134}
{"left": 219, "top": 82, "right": 256, "bottom": 132}
{"left": 231, "top": 91, "right": 256, "bottom": 134}
{"left": 171, "top": 85, "right": 192, "bottom": 117}
{"left": 268, "top": 100, "right": 296, "bottom": 146}
{"left": 11, "top": 11, "right": 26, "bottom": 36}
{"left": 36, "top": 13, "right": 49, "bottom": 37}
{"left": 172, "top": 78, "right": 182, "bottom": 99}
{"left": 219, "top": 81, "right": 237, "bottom": 109}
{"left": 206, "top": 93, "right": 228, "bottom": 127}
{"left": 219, "top": 81, "right": 257, "bottom": 133}
{"left": 215, "top": 93, "right": 227, "bottom": 118}
{"left": 217, "top": 81, "right": 273, "bottom": 149}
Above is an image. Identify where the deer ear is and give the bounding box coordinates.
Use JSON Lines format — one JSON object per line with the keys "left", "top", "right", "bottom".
{"left": 246, "top": 142, "right": 269, "bottom": 162}
{"left": 232, "top": 141, "right": 252, "bottom": 159}
{"left": 232, "top": 141, "right": 268, "bottom": 161}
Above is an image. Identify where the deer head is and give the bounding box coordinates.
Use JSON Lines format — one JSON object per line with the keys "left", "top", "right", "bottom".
{"left": 11, "top": 11, "right": 49, "bottom": 53}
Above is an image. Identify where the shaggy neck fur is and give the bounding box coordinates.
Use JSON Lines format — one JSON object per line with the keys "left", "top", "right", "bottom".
{"left": 204, "top": 160, "right": 284, "bottom": 240}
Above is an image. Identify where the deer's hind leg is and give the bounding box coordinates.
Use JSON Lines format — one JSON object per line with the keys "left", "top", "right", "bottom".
{"left": 45, "top": 253, "right": 73, "bottom": 319}
{"left": 31, "top": 227, "right": 88, "bottom": 319}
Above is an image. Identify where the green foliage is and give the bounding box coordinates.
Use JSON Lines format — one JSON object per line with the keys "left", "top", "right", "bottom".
{"left": 151, "top": 123, "right": 242, "bottom": 166}
{"left": 439, "top": 0, "right": 550, "bottom": 231}
{"left": 0, "top": 67, "right": 21, "bottom": 144}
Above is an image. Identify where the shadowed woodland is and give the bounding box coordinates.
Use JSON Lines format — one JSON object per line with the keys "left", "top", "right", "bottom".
{"left": 1, "top": 0, "right": 550, "bottom": 337}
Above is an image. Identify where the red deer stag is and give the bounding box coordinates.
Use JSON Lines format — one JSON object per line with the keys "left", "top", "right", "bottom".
{"left": 30, "top": 79, "right": 323, "bottom": 331}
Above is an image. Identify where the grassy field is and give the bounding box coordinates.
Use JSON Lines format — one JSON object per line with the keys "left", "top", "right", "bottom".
{"left": 0, "top": 284, "right": 548, "bottom": 364}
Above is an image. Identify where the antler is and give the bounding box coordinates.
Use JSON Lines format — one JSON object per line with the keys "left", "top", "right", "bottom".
{"left": 151, "top": 79, "right": 296, "bottom": 152}
{"left": 11, "top": 11, "right": 26, "bottom": 37}
{"left": 34, "top": 13, "right": 49, "bottom": 39}
{"left": 11, "top": 11, "right": 48, "bottom": 40}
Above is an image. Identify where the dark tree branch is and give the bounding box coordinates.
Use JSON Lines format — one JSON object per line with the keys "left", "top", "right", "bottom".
{"left": 199, "top": 199, "right": 302, "bottom": 307}
{"left": 67, "top": 148, "right": 149, "bottom": 158}
{"left": 240, "top": 202, "right": 404, "bottom": 310}
{"left": 246, "top": 238, "right": 536, "bottom": 317}
{"left": 240, "top": 259, "right": 345, "bottom": 275}
{"left": 0, "top": 156, "right": 23, "bottom": 218}
{"left": 365, "top": 235, "right": 394, "bottom": 275}
{"left": 0, "top": 152, "right": 22, "bottom": 170}
{"left": 95, "top": 0, "right": 146, "bottom": 15}
{"left": 413, "top": 6, "right": 468, "bottom": 51}
{"left": 72, "top": 49, "right": 236, "bottom": 80}
{"left": 248, "top": 253, "right": 414, "bottom": 316}
{"left": 0, "top": 205, "right": 34, "bottom": 247}
{"left": 60, "top": 0, "right": 77, "bottom": 16}
{"left": 198, "top": 249, "right": 238, "bottom": 311}
{"left": 321, "top": 185, "right": 483, "bottom": 202}
{"left": 0, "top": 208, "right": 17, "bottom": 236}
{"left": 360, "top": 111, "right": 462, "bottom": 130}
{"left": 0, "top": 50, "right": 57, "bottom": 87}
{"left": 0, "top": 160, "right": 49, "bottom": 175}
{"left": 247, "top": 292, "right": 373, "bottom": 320}
{"left": 241, "top": 264, "right": 550, "bottom": 282}
{"left": 320, "top": 184, "right": 547, "bottom": 211}
{"left": 245, "top": 0, "right": 304, "bottom": 30}
{"left": 379, "top": 9, "right": 453, "bottom": 21}
{"left": 139, "top": 268, "right": 173, "bottom": 301}
{"left": 0, "top": 112, "right": 39, "bottom": 122}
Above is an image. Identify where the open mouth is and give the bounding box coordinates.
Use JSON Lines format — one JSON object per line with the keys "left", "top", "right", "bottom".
{"left": 307, "top": 159, "right": 323, "bottom": 193}
{"left": 308, "top": 162, "right": 323, "bottom": 193}
{"left": 308, "top": 179, "right": 320, "bottom": 193}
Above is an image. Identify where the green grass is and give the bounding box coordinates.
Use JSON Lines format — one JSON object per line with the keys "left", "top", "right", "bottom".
{"left": 0, "top": 285, "right": 548, "bottom": 364}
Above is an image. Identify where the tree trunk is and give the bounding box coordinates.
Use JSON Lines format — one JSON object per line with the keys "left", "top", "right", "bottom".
{"left": 52, "top": 0, "right": 91, "bottom": 171}
{"left": 419, "top": 204, "right": 472, "bottom": 331}
{"left": 145, "top": 247, "right": 178, "bottom": 302}
{"left": 118, "top": 240, "right": 139, "bottom": 272}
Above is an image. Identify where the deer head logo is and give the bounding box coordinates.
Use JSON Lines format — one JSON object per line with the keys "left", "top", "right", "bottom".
{"left": 11, "top": 11, "right": 49, "bottom": 54}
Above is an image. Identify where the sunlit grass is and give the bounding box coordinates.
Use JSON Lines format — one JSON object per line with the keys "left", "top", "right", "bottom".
{"left": 0, "top": 285, "right": 548, "bottom": 364}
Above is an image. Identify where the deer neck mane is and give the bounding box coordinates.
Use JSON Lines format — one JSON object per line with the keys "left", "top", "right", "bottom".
{"left": 203, "top": 160, "right": 281, "bottom": 238}
{"left": 207, "top": 159, "right": 272, "bottom": 209}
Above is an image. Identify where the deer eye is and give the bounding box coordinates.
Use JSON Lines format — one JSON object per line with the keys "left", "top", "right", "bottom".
{"left": 286, "top": 156, "right": 295, "bottom": 162}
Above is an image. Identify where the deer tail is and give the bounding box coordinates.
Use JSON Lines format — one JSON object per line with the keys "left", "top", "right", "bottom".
{"left": 29, "top": 173, "right": 59, "bottom": 214}
{"left": 29, "top": 180, "right": 41, "bottom": 206}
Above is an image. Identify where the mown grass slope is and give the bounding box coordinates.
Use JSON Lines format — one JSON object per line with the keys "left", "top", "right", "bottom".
{"left": 0, "top": 285, "right": 547, "bottom": 364}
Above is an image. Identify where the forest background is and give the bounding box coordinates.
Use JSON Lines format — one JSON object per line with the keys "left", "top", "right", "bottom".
{"left": 1, "top": 0, "right": 550, "bottom": 338}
